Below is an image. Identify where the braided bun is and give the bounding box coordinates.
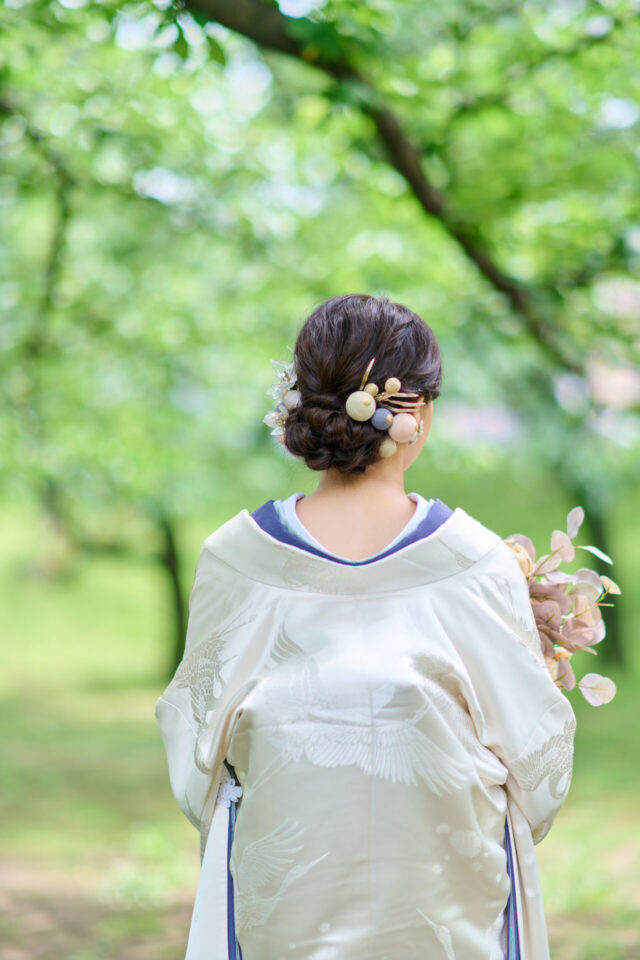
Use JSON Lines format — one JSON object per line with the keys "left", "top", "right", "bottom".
{"left": 281, "top": 294, "right": 441, "bottom": 475}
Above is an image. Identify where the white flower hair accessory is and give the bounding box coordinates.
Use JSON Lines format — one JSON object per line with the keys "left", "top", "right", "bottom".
{"left": 262, "top": 356, "right": 302, "bottom": 438}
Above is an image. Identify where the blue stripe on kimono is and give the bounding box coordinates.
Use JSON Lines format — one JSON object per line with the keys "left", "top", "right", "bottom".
{"left": 224, "top": 758, "right": 243, "bottom": 960}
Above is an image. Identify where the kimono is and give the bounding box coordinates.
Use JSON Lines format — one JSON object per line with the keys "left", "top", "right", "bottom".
{"left": 155, "top": 499, "right": 576, "bottom": 960}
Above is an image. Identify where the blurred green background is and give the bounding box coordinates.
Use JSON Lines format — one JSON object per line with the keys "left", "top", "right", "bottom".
{"left": 1, "top": 0, "right": 639, "bottom": 957}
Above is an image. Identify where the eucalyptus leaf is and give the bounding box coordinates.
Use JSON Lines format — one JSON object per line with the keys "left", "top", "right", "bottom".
{"left": 577, "top": 673, "right": 617, "bottom": 706}
{"left": 576, "top": 545, "right": 614, "bottom": 565}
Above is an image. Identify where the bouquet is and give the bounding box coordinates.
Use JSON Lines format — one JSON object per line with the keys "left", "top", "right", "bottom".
{"left": 504, "top": 506, "right": 620, "bottom": 705}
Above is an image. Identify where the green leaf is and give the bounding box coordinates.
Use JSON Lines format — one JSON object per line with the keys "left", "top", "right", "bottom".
{"left": 206, "top": 35, "right": 226, "bottom": 66}
{"left": 284, "top": 19, "right": 345, "bottom": 62}
{"left": 174, "top": 30, "right": 188, "bottom": 60}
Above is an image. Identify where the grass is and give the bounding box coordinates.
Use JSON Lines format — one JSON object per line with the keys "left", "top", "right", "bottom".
{"left": 1, "top": 478, "right": 639, "bottom": 959}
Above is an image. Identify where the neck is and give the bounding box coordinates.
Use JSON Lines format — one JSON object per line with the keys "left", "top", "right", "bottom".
{"left": 313, "top": 459, "right": 408, "bottom": 501}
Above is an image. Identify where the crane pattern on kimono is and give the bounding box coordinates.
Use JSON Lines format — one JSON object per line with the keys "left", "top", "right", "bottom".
{"left": 410, "top": 652, "right": 493, "bottom": 759}
{"left": 416, "top": 907, "right": 456, "bottom": 960}
{"left": 508, "top": 716, "right": 576, "bottom": 800}
{"left": 254, "top": 623, "right": 473, "bottom": 793}
{"left": 231, "top": 816, "right": 329, "bottom": 932}
{"left": 173, "top": 606, "right": 256, "bottom": 728}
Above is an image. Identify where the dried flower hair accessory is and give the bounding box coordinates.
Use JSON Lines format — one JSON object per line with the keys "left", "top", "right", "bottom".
{"left": 504, "top": 505, "right": 620, "bottom": 705}
{"left": 263, "top": 357, "right": 301, "bottom": 438}
{"left": 345, "top": 356, "right": 426, "bottom": 458}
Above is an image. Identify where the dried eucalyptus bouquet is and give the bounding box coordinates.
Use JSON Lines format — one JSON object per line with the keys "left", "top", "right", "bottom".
{"left": 504, "top": 506, "right": 620, "bottom": 705}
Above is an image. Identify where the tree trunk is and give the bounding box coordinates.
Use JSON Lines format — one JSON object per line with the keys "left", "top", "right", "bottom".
{"left": 158, "top": 512, "right": 188, "bottom": 677}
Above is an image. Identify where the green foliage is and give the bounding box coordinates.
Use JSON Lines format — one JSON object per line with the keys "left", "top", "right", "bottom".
{"left": 2, "top": 0, "right": 639, "bottom": 544}
{"left": 0, "top": 3, "right": 635, "bottom": 684}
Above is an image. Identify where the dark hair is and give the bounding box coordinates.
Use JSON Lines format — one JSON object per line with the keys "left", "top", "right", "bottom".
{"left": 283, "top": 294, "right": 442, "bottom": 475}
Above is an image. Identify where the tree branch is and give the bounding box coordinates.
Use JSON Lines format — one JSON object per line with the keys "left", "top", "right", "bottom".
{"left": 184, "top": 0, "right": 581, "bottom": 372}
{"left": 367, "top": 106, "right": 530, "bottom": 318}
{"left": 0, "top": 96, "right": 76, "bottom": 190}
{"left": 183, "top": 0, "right": 356, "bottom": 76}
{"left": 0, "top": 97, "right": 75, "bottom": 362}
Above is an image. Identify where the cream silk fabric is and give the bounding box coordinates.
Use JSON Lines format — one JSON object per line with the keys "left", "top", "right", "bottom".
{"left": 155, "top": 506, "right": 576, "bottom": 960}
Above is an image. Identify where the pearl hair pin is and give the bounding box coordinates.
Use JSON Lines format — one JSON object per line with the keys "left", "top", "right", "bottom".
{"left": 345, "top": 356, "right": 426, "bottom": 458}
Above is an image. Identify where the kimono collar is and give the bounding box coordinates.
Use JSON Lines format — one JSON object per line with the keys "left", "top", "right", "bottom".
{"left": 202, "top": 505, "right": 503, "bottom": 595}
{"left": 250, "top": 496, "right": 453, "bottom": 566}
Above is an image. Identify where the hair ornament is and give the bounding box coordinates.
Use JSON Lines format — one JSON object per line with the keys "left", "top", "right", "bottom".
{"left": 345, "top": 357, "right": 425, "bottom": 457}
{"left": 263, "top": 353, "right": 426, "bottom": 457}
{"left": 263, "top": 356, "right": 300, "bottom": 438}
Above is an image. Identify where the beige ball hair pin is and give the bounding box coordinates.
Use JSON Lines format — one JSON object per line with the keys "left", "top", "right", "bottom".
{"left": 345, "top": 357, "right": 426, "bottom": 458}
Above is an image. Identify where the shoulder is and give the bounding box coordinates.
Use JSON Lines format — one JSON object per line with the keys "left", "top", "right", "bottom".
{"left": 441, "top": 506, "right": 508, "bottom": 569}
{"left": 454, "top": 506, "right": 507, "bottom": 546}
{"left": 201, "top": 510, "right": 249, "bottom": 553}
{"left": 185, "top": 512, "right": 277, "bottom": 625}
{"left": 196, "top": 508, "right": 291, "bottom": 591}
{"left": 450, "top": 507, "right": 526, "bottom": 569}
{"left": 447, "top": 510, "right": 534, "bottom": 615}
{"left": 455, "top": 510, "right": 530, "bottom": 599}
{"left": 459, "top": 525, "right": 547, "bottom": 665}
{"left": 189, "top": 510, "right": 256, "bottom": 588}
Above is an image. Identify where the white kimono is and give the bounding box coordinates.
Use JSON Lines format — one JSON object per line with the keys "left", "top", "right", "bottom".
{"left": 155, "top": 505, "right": 576, "bottom": 960}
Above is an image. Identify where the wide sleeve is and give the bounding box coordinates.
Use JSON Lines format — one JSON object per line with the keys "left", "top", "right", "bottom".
{"left": 154, "top": 543, "right": 224, "bottom": 835}
{"left": 454, "top": 540, "right": 577, "bottom": 845}
{"left": 154, "top": 540, "right": 272, "bottom": 849}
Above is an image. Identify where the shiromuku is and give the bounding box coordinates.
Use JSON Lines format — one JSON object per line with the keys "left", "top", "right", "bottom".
{"left": 156, "top": 294, "right": 579, "bottom": 960}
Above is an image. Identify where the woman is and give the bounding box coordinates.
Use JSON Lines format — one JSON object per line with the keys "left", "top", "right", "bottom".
{"left": 155, "top": 294, "right": 576, "bottom": 960}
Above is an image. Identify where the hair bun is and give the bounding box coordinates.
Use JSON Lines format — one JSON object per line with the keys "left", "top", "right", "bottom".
{"left": 285, "top": 400, "right": 381, "bottom": 473}
{"left": 280, "top": 294, "right": 441, "bottom": 475}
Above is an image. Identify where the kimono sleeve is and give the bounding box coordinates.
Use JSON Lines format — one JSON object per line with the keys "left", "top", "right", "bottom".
{"left": 154, "top": 541, "right": 264, "bottom": 837}
{"left": 459, "top": 541, "right": 577, "bottom": 845}
{"left": 154, "top": 544, "right": 224, "bottom": 832}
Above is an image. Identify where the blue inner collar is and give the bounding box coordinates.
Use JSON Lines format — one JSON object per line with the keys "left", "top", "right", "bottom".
{"left": 250, "top": 497, "right": 453, "bottom": 567}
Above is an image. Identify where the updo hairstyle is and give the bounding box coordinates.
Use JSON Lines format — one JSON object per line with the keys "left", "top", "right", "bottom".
{"left": 283, "top": 294, "right": 442, "bottom": 475}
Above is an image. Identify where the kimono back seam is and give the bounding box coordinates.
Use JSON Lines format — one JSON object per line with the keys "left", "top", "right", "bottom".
{"left": 155, "top": 504, "right": 576, "bottom": 960}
